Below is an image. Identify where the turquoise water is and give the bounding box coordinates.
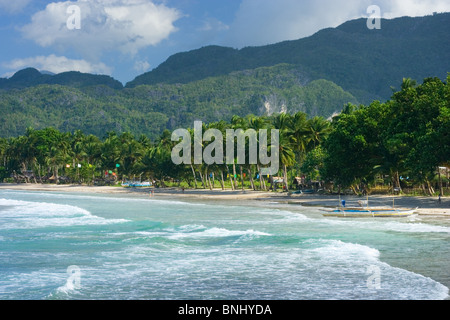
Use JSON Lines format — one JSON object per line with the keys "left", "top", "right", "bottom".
{"left": 0, "top": 189, "right": 449, "bottom": 300}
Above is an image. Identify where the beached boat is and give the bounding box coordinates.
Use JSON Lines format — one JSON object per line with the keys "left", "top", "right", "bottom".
{"left": 322, "top": 207, "right": 418, "bottom": 218}
{"left": 122, "top": 181, "right": 152, "bottom": 187}
{"left": 322, "top": 196, "right": 418, "bottom": 217}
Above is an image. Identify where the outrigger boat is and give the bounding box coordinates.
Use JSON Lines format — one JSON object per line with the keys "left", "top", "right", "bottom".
{"left": 122, "top": 181, "right": 152, "bottom": 187}
{"left": 322, "top": 207, "right": 418, "bottom": 218}
{"left": 322, "top": 196, "right": 418, "bottom": 218}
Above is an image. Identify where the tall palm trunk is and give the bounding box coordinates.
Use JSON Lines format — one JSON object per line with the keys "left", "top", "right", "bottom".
{"left": 239, "top": 165, "right": 245, "bottom": 190}
{"left": 32, "top": 163, "right": 37, "bottom": 184}
{"left": 426, "top": 179, "right": 434, "bottom": 196}
{"left": 283, "top": 164, "right": 289, "bottom": 192}
{"left": 190, "top": 164, "right": 198, "bottom": 189}
{"left": 205, "top": 167, "right": 212, "bottom": 190}
{"left": 198, "top": 167, "right": 206, "bottom": 189}
{"left": 248, "top": 167, "right": 256, "bottom": 191}
{"left": 54, "top": 165, "right": 59, "bottom": 184}
{"left": 38, "top": 164, "right": 43, "bottom": 184}
{"left": 227, "top": 166, "right": 234, "bottom": 190}
{"left": 219, "top": 170, "right": 225, "bottom": 190}
{"left": 21, "top": 162, "right": 29, "bottom": 184}
{"left": 257, "top": 164, "right": 266, "bottom": 191}
{"left": 232, "top": 163, "right": 238, "bottom": 189}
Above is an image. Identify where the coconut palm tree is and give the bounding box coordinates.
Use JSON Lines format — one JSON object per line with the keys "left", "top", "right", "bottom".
{"left": 289, "top": 112, "right": 311, "bottom": 169}
{"left": 44, "top": 132, "right": 71, "bottom": 184}
{"left": 246, "top": 115, "right": 270, "bottom": 190}
{"left": 307, "top": 116, "right": 332, "bottom": 149}
{"left": 230, "top": 115, "right": 247, "bottom": 189}
{"left": 100, "top": 132, "right": 121, "bottom": 179}
{"left": 272, "top": 113, "right": 296, "bottom": 191}
{"left": 278, "top": 131, "right": 296, "bottom": 192}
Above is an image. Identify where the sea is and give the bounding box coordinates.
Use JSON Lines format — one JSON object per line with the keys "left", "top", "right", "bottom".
{"left": 0, "top": 189, "right": 449, "bottom": 300}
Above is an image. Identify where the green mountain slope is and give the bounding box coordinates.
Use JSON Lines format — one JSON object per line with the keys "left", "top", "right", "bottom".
{"left": 126, "top": 13, "right": 450, "bottom": 103}
{"left": 0, "top": 68, "right": 123, "bottom": 90}
{"left": 0, "top": 64, "right": 357, "bottom": 139}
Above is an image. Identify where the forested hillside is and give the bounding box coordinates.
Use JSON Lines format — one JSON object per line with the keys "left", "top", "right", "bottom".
{"left": 127, "top": 13, "right": 450, "bottom": 104}
{"left": 0, "top": 64, "right": 357, "bottom": 139}
{"left": 0, "top": 67, "right": 122, "bottom": 90}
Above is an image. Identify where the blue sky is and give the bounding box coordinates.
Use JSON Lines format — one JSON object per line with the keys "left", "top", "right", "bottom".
{"left": 1, "top": 0, "right": 449, "bottom": 84}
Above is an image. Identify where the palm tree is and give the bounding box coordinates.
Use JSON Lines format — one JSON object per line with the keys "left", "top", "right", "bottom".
{"left": 118, "top": 132, "right": 144, "bottom": 180}
{"left": 0, "top": 138, "right": 8, "bottom": 168}
{"left": 207, "top": 120, "right": 229, "bottom": 190}
{"left": 278, "top": 131, "right": 296, "bottom": 192}
{"left": 246, "top": 115, "right": 269, "bottom": 190}
{"left": 8, "top": 135, "right": 33, "bottom": 183}
{"left": 83, "top": 134, "right": 101, "bottom": 166}
{"left": 137, "top": 134, "right": 152, "bottom": 149}
{"left": 231, "top": 115, "right": 247, "bottom": 189}
{"left": 272, "top": 113, "right": 296, "bottom": 191}
{"left": 101, "top": 132, "right": 120, "bottom": 176}
{"left": 307, "top": 116, "right": 332, "bottom": 149}
{"left": 70, "top": 130, "right": 87, "bottom": 183}
{"left": 150, "top": 129, "right": 178, "bottom": 187}
{"left": 290, "top": 112, "right": 311, "bottom": 169}
{"left": 272, "top": 113, "right": 292, "bottom": 132}
{"left": 183, "top": 128, "right": 199, "bottom": 189}
{"left": 44, "top": 132, "right": 71, "bottom": 184}
{"left": 400, "top": 77, "right": 417, "bottom": 91}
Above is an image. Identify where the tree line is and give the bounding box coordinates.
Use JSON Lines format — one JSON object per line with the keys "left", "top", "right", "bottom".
{"left": 0, "top": 76, "right": 448, "bottom": 196}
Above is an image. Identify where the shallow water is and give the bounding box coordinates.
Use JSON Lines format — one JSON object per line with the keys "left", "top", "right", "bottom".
{"left": 0, "top": 189, "right": 448, "bottom": 300}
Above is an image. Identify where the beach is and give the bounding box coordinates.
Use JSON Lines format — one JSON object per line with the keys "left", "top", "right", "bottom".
{"left": 0, "top": 183, "right": 448, "bottom": 216}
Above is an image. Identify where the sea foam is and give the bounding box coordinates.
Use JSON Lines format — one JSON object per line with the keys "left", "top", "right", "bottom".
{"left": 0, "top": 198, "right": 128, "bottom": 230}
{"left": 166, "top": 225, "right": 271, "bottom": 240}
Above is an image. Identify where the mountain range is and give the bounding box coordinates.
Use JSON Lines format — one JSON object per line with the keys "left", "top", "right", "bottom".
{"left": 0, "top": 13, "right": 448, "bottom": 139}
{"left": 126, "top": 12, "right": 450, "bottom": 103}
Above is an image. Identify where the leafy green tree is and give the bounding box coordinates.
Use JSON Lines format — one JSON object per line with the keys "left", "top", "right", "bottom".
{"left": 301, "top": 146, "right": 326, "bottom": 182}
{"left": 322, "top": 108, "right": 376, "bottom": 191}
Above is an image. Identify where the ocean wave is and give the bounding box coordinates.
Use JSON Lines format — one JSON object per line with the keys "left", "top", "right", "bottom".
{"left": 103, "top": 224, "right": 271, "bottom": 243}
{"left": 380, "top": 221, "right": 450, "bottom": 234}
{"left": 1, "top": 189, "right": 209, "bottom": 206}
{"left": 304, "top": 239, "right": 381, "bottom": 262}
{"left": 300, "top": 239, "right": 449, "bottom": 300}
{"left": 166, "top": 225, "right": 271, "bottom": 240}
{"left": 319, "top": 215, "right": 450, "bottom": 234}
{"left": 0, "top": 198, "right": 128, "bottom": 229}
{"left": 255, "top": 209, "right": 311, "bottom": 223}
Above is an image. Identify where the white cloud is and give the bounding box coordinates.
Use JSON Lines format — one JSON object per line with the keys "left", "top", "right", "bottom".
{"left": 198, "top": 18, "right": 229, "bottom": 32}
{"left": 21, "top": 0, "right": 182, "bottom": 59}
{"left": 223, "top": 0, "right": 450, "bottom": 48}
{"left": 223, "top": 0, "right": 370, "bottom": 47}
{"left": 380, "top": 0, "right": 450, "bottom": 19}
{"left": 0, "top": 0, "right": 31, "bottom": 13}
{"left": 3, "top": 54, "right": 112, "bottom": 76}
{"left": 133, "top": 60, "right": 151, "bottom": 73}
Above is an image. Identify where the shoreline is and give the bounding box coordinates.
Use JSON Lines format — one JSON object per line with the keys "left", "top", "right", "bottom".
{"left": 0, "top": 183, "right": 449, "bottom": 216}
